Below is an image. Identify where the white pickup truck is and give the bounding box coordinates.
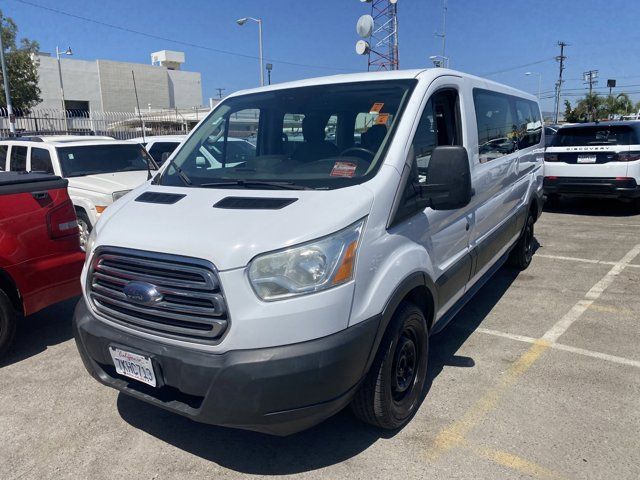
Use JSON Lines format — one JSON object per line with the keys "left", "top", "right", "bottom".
{"left": 0, "top": 136, "right": 157, "bottom": 248}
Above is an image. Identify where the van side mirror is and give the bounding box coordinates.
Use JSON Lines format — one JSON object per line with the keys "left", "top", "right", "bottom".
{"left": 416, "top": 146, "right": 472, "bottom": 210}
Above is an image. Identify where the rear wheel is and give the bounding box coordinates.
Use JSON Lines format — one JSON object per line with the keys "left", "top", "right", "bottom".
{"left": 509, "top": 212, "right": 535, "bottom": 270}
{"left": 545, "top": 193, "right": 560, "bottom": 209}
{"left": 351, "top": 302, "right": 429, "bottom": 430}
{"left": 0, "top": 289, "right": 17, "bottom": 357}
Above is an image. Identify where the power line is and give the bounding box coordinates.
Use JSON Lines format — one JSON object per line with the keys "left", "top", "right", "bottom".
{"left": 481, "top": 57, "right": 555, "bottom": 77}
{"left": 13, "top": 0, "right": 357, "bottom": 73}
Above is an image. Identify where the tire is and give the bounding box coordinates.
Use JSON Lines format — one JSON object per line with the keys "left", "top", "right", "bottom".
{"left": 509, "top": 212, "right": 535, "bottom": 270}
{"left": 351, "top": 301, "right": 429, "bottom": 430}
{"left": 0, "top": 289, "right": 17, "bottom": 357}
{"left": 76, "top": 211, "right": 92, "bottom": 252}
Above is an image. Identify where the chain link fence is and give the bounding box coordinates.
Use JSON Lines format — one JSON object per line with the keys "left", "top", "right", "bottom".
{"left": 0, "top": 107, "right": 213, "bottom": 139}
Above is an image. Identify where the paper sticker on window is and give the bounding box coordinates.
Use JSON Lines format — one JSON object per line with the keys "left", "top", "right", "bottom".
{"left": 375, "top": 113, "right": 390, "bottom": 125}
{"left": 68, "top": 154, "right": 74, "bottom": 159}
{"left": 370, "top": 102, "right": 384, "bottom": 114}
{"left": 330, "top": 161, "right": 357, "bottom": 178}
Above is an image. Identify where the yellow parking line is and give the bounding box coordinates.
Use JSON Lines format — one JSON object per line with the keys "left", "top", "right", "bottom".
{"left": 475, "top": 447, "right": 567, "bottom": 480}
{"left": 427, "top": 340, "right": 550, "bottom": 460}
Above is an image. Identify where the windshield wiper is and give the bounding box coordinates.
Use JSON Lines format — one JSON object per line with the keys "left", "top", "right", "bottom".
{"left": 199, "top": 180, "right": 312, "bottom": 190}
{"left": 160, "top": 157, "right": 192, "bottom": 186}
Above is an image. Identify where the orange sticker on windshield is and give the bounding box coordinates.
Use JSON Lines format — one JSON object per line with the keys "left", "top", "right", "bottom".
{"left": 375, "top": 113, "right": 390, "bottom": 125}
{"left": 330, "top": 161, "right": 357, "bottom": 178}
{"left": 370, "top": 102, "right": 384, "bottom": 114}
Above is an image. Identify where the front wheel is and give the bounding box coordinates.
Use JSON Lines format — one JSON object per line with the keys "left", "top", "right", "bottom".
{"left": 509, "top": 212, "right": 535, "bottom": 270}
{"left": 76, "top": 211, "right": 92, "bottom": 252}
{"left": 0, "top": 289, "right": 17, "bottom": 357}
{"left": 351, "top": 302, "right": 429, "bottom": 430}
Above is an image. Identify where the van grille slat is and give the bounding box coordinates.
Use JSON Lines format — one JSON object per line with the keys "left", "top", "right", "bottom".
{"left": 88, "top": 248, "right": 228, "bottom": 343}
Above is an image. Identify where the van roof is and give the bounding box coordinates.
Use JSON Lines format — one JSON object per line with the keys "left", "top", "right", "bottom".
{"left": 228, "top": 68, "right": 538, "bottom": 103}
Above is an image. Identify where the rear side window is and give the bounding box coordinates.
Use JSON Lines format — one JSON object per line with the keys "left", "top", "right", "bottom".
{"left": 0, "top": 145, "right": 7, "bottom": 170}
{"left": 473, "top": 89, "right": 516, "bottom": 162}
{"left": 148, "top": 142, "right": 180, "bottom": 165}
{"left": 514, "top": 100, "right": 542, "bottom": 149}
{"left": 9, "top": 146, "right": 27, "bottom": 172}
{"left": 30, "top": 147, "right": 54, "bottom": 174}
{"left": 552, "top": 126, "right": 639, "bottom": 146}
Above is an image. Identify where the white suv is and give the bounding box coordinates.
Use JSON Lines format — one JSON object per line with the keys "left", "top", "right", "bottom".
{"left": 130, "top": 135, "right": 185, "bottom": 166}
{"left": 0, "top": 136, "right": 157, "bottom": 247}
{"left": 74, "top": 69, "right": 544, "bottom": 435}
{"left": 544, "top": 122, "right": 640, "bottom": 207}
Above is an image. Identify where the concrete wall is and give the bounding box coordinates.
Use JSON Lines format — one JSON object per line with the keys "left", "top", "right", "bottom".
{"left": 36, "top": 56, "right": 103, "bottom": 111}
{"left": 35, "top": 55, "right": 203, "bottom": 112}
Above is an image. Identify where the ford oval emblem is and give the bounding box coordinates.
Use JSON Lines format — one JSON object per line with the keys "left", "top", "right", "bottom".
{"left": 123, "top": 281, "right": 163, "bottom": 306}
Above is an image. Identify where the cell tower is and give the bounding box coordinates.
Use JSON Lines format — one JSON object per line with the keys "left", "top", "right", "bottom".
{"left": 355, "top": 0, "right": 399, "bottom": 71}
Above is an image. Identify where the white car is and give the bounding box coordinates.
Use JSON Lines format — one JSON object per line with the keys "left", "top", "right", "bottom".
{"left": 0, "top": 136, "right": 157, "bottom": 248}
{"left": 130, "top": 135, "right": 185, "bottom": 166}
{"left": 544, "top": 121, "right": 640, "bottom": 207}
{"left": 74, "top": 69, "right": 544, "bottom": 435}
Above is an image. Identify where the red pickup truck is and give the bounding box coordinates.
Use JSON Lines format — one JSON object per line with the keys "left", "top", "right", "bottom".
{"left": 0, "top": 172, "right": 85, "bottom": 355}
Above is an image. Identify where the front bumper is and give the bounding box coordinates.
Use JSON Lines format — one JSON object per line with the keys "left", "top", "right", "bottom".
{"left": 73, "top": 300, "right": 380, "bottom": 435}
{"left": 543, "top": 176, "right": 640, "bottom": 198}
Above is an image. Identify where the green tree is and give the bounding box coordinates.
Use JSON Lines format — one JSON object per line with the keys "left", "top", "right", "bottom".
{"left": 603, "top": 93, "right": 633, "bottom": 117}
{"left": 0, "top": 10, "right": 41, "bottom": 111}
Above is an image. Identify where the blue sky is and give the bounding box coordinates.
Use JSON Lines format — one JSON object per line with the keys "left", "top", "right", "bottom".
{"left": 6, "top": 0, "right": 640, "bottom": 112}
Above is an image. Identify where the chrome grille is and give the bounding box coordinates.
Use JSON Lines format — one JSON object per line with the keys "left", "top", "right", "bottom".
{"left": 88, "top": 247, "right": 228, "bottom": 343}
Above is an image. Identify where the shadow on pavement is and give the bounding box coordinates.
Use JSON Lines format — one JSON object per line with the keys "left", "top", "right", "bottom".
{"left": 0, "top": 297, "right": 79, "bottom": 368}
{"left": 118, "top": 252, "right": 532, "bottom": 474}
{"left": 544, "top": 196, "right": 640, "bottom": 217}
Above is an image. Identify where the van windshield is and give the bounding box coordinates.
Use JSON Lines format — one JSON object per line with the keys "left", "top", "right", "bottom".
{"left": 57, "top": 144, "right": 157, "bottom": 177}
{"left": 552, "top": 125, "right": 639, "bottom": 146}
{"left": 159, "top": 80, "right": 415, "bottom": 189}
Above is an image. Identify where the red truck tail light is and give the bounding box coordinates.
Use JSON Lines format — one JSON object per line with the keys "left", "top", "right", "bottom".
{"left": 616, "top": 151, "right": 640, "bottom": 162}
{"left": 544, "top": 152, "right": 559, "bottom": 162}
{"left": 47, "top": 200, "right": 79, "bottom": 240}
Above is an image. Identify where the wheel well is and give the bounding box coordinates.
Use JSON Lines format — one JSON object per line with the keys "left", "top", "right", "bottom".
{"left": 529, "top": 198, "right": 539, "bottom": 221}
{"left": 404, "top": 285, "right": 435, "bottom": 331}
{"left": 0, "top": 269, "right": 22, "bottom": 313}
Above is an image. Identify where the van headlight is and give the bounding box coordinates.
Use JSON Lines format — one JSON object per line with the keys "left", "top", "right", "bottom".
{"left": 248, "top": 219, "right": 365, "bottom": 301}
{"left": 112, "top": 190, "right": 131, "bottom": 202}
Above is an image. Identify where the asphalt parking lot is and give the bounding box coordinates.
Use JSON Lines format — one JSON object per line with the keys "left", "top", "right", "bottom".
{"left": 1, "top": 198, "right": 639, "bottom": 480}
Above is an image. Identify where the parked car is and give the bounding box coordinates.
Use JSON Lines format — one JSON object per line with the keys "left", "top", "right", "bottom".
{"left": 130, "top": 135, "right": 185, "bottom": 166}
{"left": 0, "top": 171, "right": 85, "bottom": 356}
{"left": 544, "top": 121, "right": 640, "bottom": 207}
{"left": 73, "top": 69, "right": 544, "bottom": 435}
{"left": 0, "top": 136, "right": 158, "bottom": 248}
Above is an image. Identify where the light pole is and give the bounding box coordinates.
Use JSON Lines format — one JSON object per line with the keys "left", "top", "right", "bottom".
{"left": 56, "top": 46, "right": 73, "bottom": 113}
{"left": 525, "top": 71, "right": 542, "bottom": 99}
{"left": 0, "top": 14, "right": 16, "bottom": 135}
{"left": 236, "top": 17, "right": 264, "bottom": 87}
{"left": 266, "top": 63, "right": 273, "bottom": 85}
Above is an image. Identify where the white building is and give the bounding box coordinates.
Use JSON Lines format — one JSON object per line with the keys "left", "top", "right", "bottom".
{"left": 35, "top": 50, "right": 203, "bottom": 112}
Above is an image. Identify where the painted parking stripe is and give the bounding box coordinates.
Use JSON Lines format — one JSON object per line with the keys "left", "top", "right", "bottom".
{"left": 542, "top": 244, "right": 640, "bottom": 343}
{"left": 537, "top": 253, "right": 640, "bottom": 269}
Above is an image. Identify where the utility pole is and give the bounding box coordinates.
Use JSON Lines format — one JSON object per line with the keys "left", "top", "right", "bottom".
{"left": 216, "top": 88, "right": 225, "bottom": 99}
{"left": 0, "top": 14, "right": 16, "bottom": 136}
{"left": 583, "top": 70, "right": 599, "bottom": 122}
{"left": 554, "top": 41, "right": 568, "bottom": 124}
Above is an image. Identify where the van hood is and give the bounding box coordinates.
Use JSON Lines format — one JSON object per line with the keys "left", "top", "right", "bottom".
{"left": 67, "top": 171, "right": 151, "bottom": 195}
{"left": 95, "top": 185, "right": 374, "bottom": 270}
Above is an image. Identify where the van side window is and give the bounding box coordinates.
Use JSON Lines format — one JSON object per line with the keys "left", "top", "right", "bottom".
{"left": 30, "top": 148, "right": 54, "bottom": 174}
{"left": 514, "top": 100, "right": 542, "bottom": 149}
{"left": 392, "top": 89, "right": 462, "bottom": 225}
{"left": 473, "top": 89, "right": 516, "bottom": 163}
{"left": 413, "top": 89, "right": 462, "bottom": 184}
{"left": 10, "top": 146, "right": 28, "bottom": 172}
{"left": 0, "top": 145, "right": 7, "bottom": 170}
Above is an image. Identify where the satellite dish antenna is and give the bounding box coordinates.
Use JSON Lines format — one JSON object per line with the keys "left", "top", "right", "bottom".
{"left": 356, "top": 14, "right": 374, "bottom": 38}
{"left": 355, "top": 40, "right": 370, "bottom": 56}
{"left": 360, "top": 0, "right": 373, "bottom": 3}
{"left": 389, "top": 0, "right": 398, "bottom": 4}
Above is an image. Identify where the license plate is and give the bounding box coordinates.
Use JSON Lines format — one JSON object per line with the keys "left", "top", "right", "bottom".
{"left": 577, "top": 154, "right": 597, "bottom": 163}
{"left": 109, "top": 346, "right": 157, "bottom": 387}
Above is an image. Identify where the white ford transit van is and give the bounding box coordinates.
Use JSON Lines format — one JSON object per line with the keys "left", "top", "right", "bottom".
{"left": 73, "top": 69, "right": 544, "bottom": 435}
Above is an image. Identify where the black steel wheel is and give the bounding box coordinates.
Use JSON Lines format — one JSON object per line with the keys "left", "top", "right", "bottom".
{"left": 351, "top": 301, "right": 429, "bottom": 430}
{"left": 509, "top": 212, "right": 535, "bottom": 270}
{"left": 0, "top": 289, "right": 17, "bottom": 357}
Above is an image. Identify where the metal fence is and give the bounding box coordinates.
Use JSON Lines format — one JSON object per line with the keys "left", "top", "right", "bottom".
{"left": 0, "top": 107, "right": 213, "bottom": 139}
